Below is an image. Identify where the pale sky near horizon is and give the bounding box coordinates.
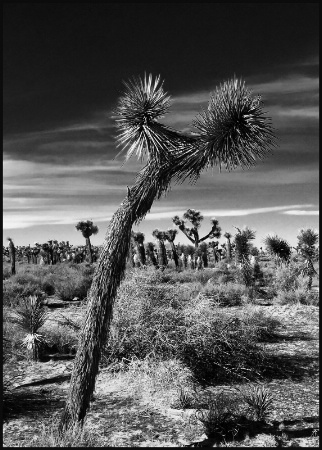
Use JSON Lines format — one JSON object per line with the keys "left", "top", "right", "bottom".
{"left": 3, "top": 4, "right": 319, "bottom": 248}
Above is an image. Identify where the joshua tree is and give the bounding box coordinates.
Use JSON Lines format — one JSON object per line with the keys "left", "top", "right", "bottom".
{"left": 152, "top": 229, "right": 168, "bottom": 269}
{"left": 146, "top": 242, "right": 159, "bottom": 268}
{"left": 173, "top": 211, "right": 221, "bottom": 253}
{"left": 59, "top": 74, "right": 275, "bottom": 432}
{"left": 7, "top": 237, "right": 16, "bottom": 275}
{"left": 297, "top": 228, "right": 319, "bottom": 290}
{"left": 75, "top": 220, "right": 99, "bottom": 263}
{"left": 13, "top": 295, "right": 48, "bottom": 361}
{"left": 263, "top": 234, "right": 292, "bottom": 266}
{"left": 234, "top": 226, "right": 256, "bottom": 287}
{"left": 224, "top": 232, "right": 232, "bottom": 261}
{"left": 132, "top": 231, "right": 146, "bottom": 266}
{"left": 209, "top": 240, "right": 221, "bottom": 264}
{"left": 165, "top": 229, "right": 179, "bottom": 269}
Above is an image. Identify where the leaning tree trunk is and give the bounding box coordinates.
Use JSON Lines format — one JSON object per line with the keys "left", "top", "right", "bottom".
{"left": 85, "top": 237, "right": 93, "bottom": 263}
{"left": 59, "top": 166, "right": 162, "bottom": 432}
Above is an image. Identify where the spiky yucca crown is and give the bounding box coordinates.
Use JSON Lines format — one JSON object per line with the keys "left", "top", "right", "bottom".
{"left": 193, "top": 78, "right": 274, "bottom": 171}
{"left": 263, "top": 234, "right": 291, "bottom": 261}
{"left": 114, "top": 74, "right": 275, "bottom": 180}
{"left": 297, "top": 228, "right": 319, "bottom": 258}
{"left": 234, "top": 226, "right": 256, "bottom": 260}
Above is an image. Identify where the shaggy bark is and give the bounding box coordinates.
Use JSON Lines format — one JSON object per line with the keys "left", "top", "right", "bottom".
{"left": 59, "top": 166, "right": 164, "bottom": 432}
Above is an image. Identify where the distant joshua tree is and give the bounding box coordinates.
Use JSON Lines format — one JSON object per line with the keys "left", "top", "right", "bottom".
{"left": 75, "top": 220, "right": 99, "bottom": 263}
{"left": 132, "top": 231, "right": 146, "bottom": 266}
{"left": 297, "top": 228, "right": 319, "bottom": 290}
{"left": 173, "top": 210, "right": 221, "bottom": 252}
{"left": 145, "top": 241, "right": 159, "bottom": 268}
{"left": 234, "top": 226, "right": 256, "bottom": 287}
{"left": 152, "top": 229, "right": 168, "bottom": 269}
{"left": 7, "top": 237, "right": 16, "bottom": 275}
{"left": 164, "top": 229, "right": 179, "bottom": 270}
{"left": 59, "top": 74, "right": 275, "bottom": 432}
{"left": 224, "top": 232, "right": 232, "bottom": 261}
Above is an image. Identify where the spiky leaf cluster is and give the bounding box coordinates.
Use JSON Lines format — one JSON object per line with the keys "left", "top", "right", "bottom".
{"left": 239, "top": 384, "right": 273, "bottom": 421}
{"left": 114, "top": 74, "right": 178, "bottom": 162}
{"left": 234, "top": 226, "right": 256, "bottom": 263}
{"left": 13, "top": 295, "right": 48, "bottom": 335}
{"left": 113, "top": 74, "right": 275, "bottom": 191}
{"left": 172, "top": 215, "right": 185, "bottom": 229}
{"left": 193, "top": 77, "right": 275, "bottom": 172}
{"left": 152, "top": 229, "right": 167, "bottom": 241}
{"left": 165, "top": 228, "right": 178, "bottom": 242}
{"left": 297, "top": 228, "right": 319, "bottom": 259}
{"left": 208, "top": 219, "right": 221, "bottom": 239}
{"left": 183, "top": 209, "right": 204, "bottom": 228}
{"left": 263, "top": 234, "right": 291, "bottom": 262}
{"left": 132, "top": 231, "right": 145, "bottom": 244}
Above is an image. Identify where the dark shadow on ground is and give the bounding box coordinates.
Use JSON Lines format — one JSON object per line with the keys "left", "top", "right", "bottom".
{"left": 184, "top": 416, "right": 320, "bottom": 447}
{"left": 3, "top": 387, "right": 65, "bottom": 421}
{"left": 259, "top": 332, "right": 318, "bottom": 343}
{"left": 261, "top": 354, "right": 319, "bottom": 380}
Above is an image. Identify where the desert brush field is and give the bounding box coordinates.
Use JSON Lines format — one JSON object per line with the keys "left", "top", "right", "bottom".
{"left": 3, "top": 245, "right": 319, "bottom": 447}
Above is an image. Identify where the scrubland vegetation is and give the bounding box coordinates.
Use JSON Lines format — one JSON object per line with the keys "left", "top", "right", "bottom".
{"left": 3, "top": 243, "right": 319, "bottom": 446}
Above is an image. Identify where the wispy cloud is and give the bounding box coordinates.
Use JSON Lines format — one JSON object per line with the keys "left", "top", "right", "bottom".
{"left": 5, "top": 204, "right": 314, "bottom": 230}
{"left": 282, "top": 210, "right": 319, "bottom": 216}
{"left": 144, "top": 204, "right": 315, "bottom": 220}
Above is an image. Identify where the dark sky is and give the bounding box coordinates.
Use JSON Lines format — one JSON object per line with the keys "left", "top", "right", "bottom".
{"left": 3, "top": 3, "right": 319, "bottom": 247}
{"left": 4, "top": 3, "right": 318, "bottom": 134}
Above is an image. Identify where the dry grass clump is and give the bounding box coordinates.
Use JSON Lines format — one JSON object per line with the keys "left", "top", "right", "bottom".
{"left": 2, "top": 263, "right": 94, "bottom": 306}
{"left": 16, "top": 419, "right": 107, "bottom": 447}
{"left": 275, "top": 288, "right": 319, "bottom": 306}
{"left": 200, "top": 282, "right": 249, "bottom": 306}
{"left": 119, "top": 356, "right": 196, "bottom": 408}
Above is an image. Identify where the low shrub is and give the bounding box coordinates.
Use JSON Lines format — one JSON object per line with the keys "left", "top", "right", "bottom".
{"left": 276, "top": 288, "right": 319, "bottom": 306}
{"left": 119, "top": 356, "right": 195, "bottom": 408}
{"left": 272, "top": 263, "right": 303, "bottom": 293}
{"left": 3, "top": 263, "right": 94, "bottom": 305}
{"left": 106, "top": 271, "right": 277, "bottom": 384}
{"left": 3, "top": 279, "right": 46, "bottom": 307}
{"left": 238, "top": 306, "right": 282, "bottom": 341}
{"left": 3, "top": 266, "right": 12, "bottom": 280}
{"left": 200, "top": 282, "right": 249, "bottom": 306}
{"left": 181, "top": 313, "right": 266, "bottom": 383}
